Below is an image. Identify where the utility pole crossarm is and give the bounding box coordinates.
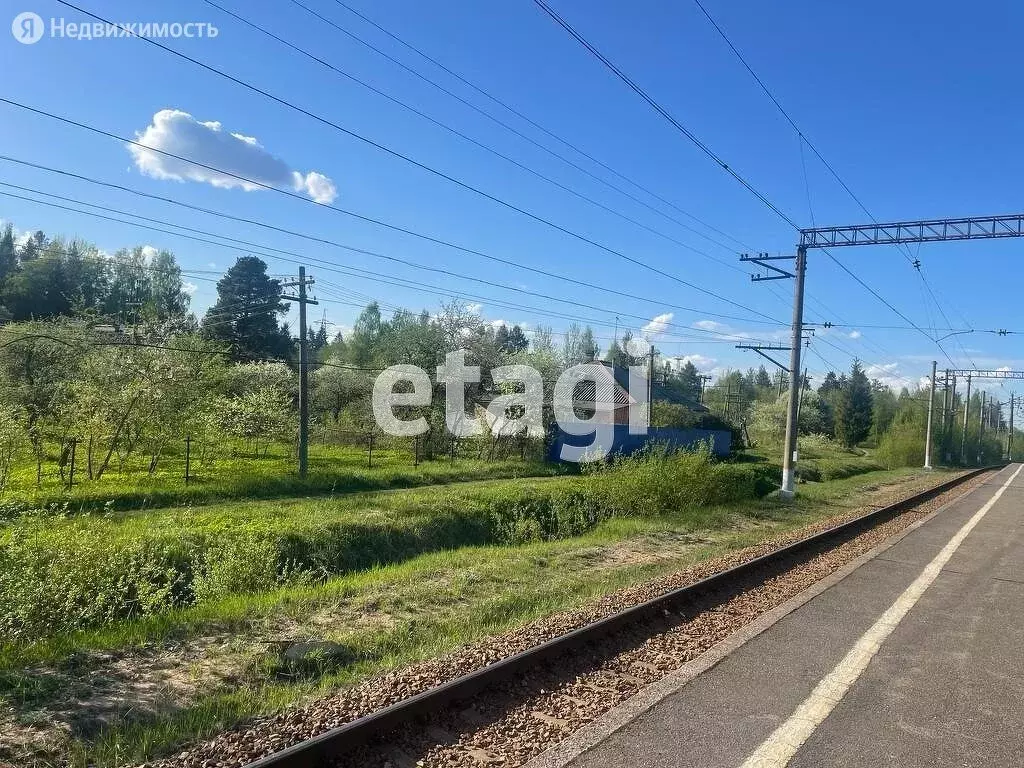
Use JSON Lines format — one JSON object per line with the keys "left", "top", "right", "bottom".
{"left": 736, "top": 343, "right": 792, "bottom": 372}
{"left": 800, "top": 213, "right": 1024, "bottom": 249}
{"left": 740, "top": 252, "right": 795, "bottom": 281}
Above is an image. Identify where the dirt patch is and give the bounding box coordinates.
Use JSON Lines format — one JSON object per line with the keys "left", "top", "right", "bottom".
{"left": 0, "top": 469, "right": 968, "bottom": 765}
{"left": 0, "top": 636, "right": 249, "bottom": 762}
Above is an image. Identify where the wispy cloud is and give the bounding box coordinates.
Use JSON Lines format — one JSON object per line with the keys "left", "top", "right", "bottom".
{"left": 129, "top": 109, "right": 338, "bottom": 204}
{"left": 865, "top": 362, "right": 915, "bottom": 389}
{"left": 641, "top": 312, "right": 673, "bottom": 340}
{"left": 672, "top": 353, "right": 716, "bottom": 370}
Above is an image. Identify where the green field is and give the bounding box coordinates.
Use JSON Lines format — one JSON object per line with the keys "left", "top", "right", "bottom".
{"left": 0, "top": 443, "right": 953, "bottom": 768}
{"left": 0, "top": 440, "right": 558, "bottom": 516}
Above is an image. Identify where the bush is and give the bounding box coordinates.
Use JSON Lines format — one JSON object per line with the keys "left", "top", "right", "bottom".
{"left": 875, "top": 422, "right": 924, "bottom": 469}
{"left": 0, "top": 448, "right": 764, "bottom": 640}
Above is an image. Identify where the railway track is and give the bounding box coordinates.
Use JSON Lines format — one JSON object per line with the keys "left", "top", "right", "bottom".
{"left": 215, "top": 466, "right": 1002, "bottom": 768}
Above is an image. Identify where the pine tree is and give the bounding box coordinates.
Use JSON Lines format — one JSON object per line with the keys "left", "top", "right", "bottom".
{"left": 201, "top": 256, "right": 291, "bottom": 362}
{"left": 677, "top": 360, "right": 701, "bottom": 401}
{"left": 146, "top": 249, "right": 190, "bottom": 322}
{"left": 0, "top": 224, "right": 16, "bottom": 286}
{"left": 494, "top": 323, "right": 510, "bottom": 352}
{"left": 835, "top": 360, "right": 873, "bottom": 448}
{"left": 755, "top": 365, "right": 771, "bottom": 388}
{"left": 506, "top": 325, "right": 529, "bottom": 354}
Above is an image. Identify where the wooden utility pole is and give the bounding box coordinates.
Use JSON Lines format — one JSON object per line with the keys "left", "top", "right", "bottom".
{"left": 978, "top": 390, "right": 986, "bottom": 464}
{"left": 647, "top": 344, "right": 655, "bottom": 427}
{"left": 281, "top": 267, "right": 317, "bottom": 478}
{"left": 698, "top": 374, "right": 712, "bottom": 404}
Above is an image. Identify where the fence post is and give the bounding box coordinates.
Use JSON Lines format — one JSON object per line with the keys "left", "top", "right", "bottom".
{"left": 185, "top": 435, "right": 192, "bottom": 486}
{"left": 67, "top": 438, "right": 77, "bottom": 490}
{"left": 367, "top": 432, "right": 374, "bottom": 468}
{"left": 414, "top": 435, "right": 420, "bottom": 467}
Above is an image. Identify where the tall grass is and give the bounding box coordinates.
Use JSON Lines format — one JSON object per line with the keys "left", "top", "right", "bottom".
{"left": 0, "top": 448, "right": 763, "bottom": 643}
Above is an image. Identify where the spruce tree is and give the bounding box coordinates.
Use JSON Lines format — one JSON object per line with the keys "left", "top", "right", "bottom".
{"left": 201, "top": 256, "right": 292, "bottom": 362}
{"left": 836, "top": 360, "right": 874, "bottom": 448}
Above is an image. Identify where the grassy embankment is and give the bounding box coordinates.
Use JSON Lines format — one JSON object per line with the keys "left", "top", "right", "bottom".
{"left": 0, "top": 446, "right": 944, "bottom": 767}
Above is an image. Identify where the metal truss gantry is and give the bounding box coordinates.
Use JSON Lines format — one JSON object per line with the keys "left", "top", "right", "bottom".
{"left": 946, "top": 369, "right": 1024, "bottom": 381}
{"left": 746, "top": 210, "right": 1024, "bottom": 497}
{"left": 799, "top": 213, "right": 1024, "bottom": 249}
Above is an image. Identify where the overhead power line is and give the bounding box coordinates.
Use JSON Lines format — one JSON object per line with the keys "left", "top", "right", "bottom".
{"left": 199, "top": 0, "right": 744, "bottom": 275}
{"left": 54, "top": 1, "right": 763, "bottom": 318}
{"left": 0, "top": 96, "right": 778, "bottom": 326}
{"left": 532, "top": 0, "right": 800, "bottom": 229}
{"left": 690, "top": 0, "right": 976, "bottom": 367}
{"left": 0, "top": 160, "right": 781, "bottom": 330}
{"left": 0, "top": 183, "right": 788, "bottom": 346}
{"left": 203, "top": 0, "right": 749, "bottom": 273}
{"left": 311, "top": 0, "right": 756, "bottom": 255}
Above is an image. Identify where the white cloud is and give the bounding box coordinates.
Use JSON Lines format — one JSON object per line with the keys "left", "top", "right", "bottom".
{"left": 848, "top": 330, "right": 862, "bottom": 339}
{"left": 673, "top": 354, "right": 716, "bottom": 370}
{"left": 689, "top": 318, "right": 788, "bottom": 344}
{"left": 207, "top": 261, "right": 217, "bottom": 269}
{"left": 183, "top": 281, "right": 198, "bottom": 295}
{"left": 865, "top": 362, "right": 915, "bottom": 389}
{"left": 641, "top": 312, "right": 673, "bottom": 340}
{"left": 297, "top": 171, "right": 337, "bottom": 205}
{"left": 465, "top": 302, "right": 483, "bottom": 314}
{"left": 693, "top": 319, "right": 726, "bottom": 332}
{"left": 128, "top": 109, "right": 338, "bottom": 204}
{"left": 141, "top": 245, "right": 158, "bottom": 262}
{"left": 626, "top": 336, "right": 651, "bottom": 357}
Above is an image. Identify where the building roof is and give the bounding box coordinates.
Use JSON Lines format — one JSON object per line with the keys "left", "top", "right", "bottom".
{"left": 602, "top": 360, "right": 708, "bottom": 412}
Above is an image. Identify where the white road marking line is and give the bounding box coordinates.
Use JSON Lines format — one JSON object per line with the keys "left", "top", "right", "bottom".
{"left": 739, "top": 465, "right": 1022, "bottom": 768}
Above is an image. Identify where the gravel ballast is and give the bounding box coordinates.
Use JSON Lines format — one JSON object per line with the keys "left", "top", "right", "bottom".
{"left": 141, "top": 470, "right": 992, "bottom": 768}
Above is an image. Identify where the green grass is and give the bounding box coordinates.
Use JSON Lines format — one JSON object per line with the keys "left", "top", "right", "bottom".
{"left": 0, "top": 448, "right": 958, "bottom": 767}
{"left": 0, "top": 450, "right": 760, "bottom": 643}
{"left": 0, "top": 440, "right": 559, "bottom": 516}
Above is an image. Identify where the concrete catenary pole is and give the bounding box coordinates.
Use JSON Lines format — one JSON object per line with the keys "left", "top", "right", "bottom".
{"left": 978, "top": 390, "right": 986, "bottom": 464}
{"left": 796, "top": 368, "right": 809, "bottom": 424}
{"left": 780, "top": 246, "right": 807, "bottom": 499}
{"left": 924, "top": 361, "right": 937, "bottom": 469}
{"left": 960, "top": 374, "right": 972, "bottom": 465}
{"left": 941, "top": 371, "right": 952, "bottom": 461}
{"left": 947, "top": 374, "right": 957, "bottom": 462}
{"left": 1009, "top": 393, "right": 1015, "bottom": 460}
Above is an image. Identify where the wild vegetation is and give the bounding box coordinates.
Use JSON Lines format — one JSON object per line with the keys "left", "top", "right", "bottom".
{"left": 0, "top": 221, "right": 1013, "bottom": 767}
{"left": 0, "top": 452, "right": 947, "bottom": 767}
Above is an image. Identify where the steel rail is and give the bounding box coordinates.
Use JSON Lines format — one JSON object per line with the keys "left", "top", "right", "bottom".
{"left": 245, "top": 464, "right": 1003, "bottom": 768}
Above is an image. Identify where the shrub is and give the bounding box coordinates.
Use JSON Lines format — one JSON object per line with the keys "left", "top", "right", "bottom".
{"left": 0, "top": 447, "right": 764, "bottom": 640}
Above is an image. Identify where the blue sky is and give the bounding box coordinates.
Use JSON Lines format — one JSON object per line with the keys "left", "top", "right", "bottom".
{"left": 2, "top": 0, "right": 1024, "bottom": 394}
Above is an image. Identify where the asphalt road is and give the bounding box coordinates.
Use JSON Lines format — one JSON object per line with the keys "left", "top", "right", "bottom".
{"left": 569, "top": 464, "right": 1024, "bottom": 768}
